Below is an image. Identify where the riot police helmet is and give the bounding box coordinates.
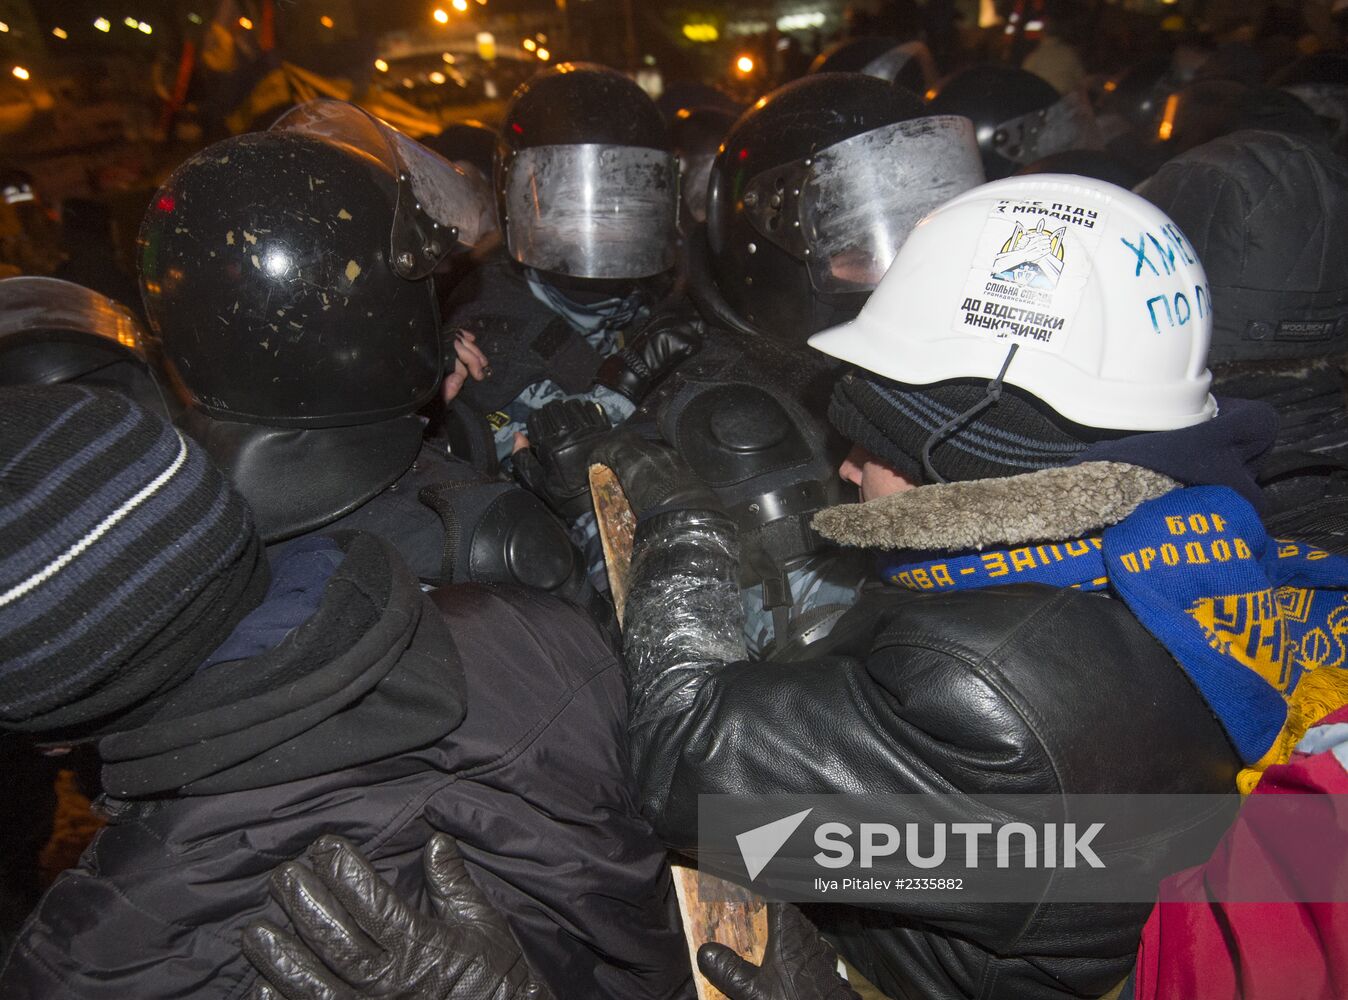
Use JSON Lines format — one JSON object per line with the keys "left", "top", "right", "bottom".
{"left": 810, "top": 36, "right": 930, "bottom": 93}
{"left": 703, "top": 73, "right": 983, "bottom": 345}
{"left": 1270, "top": 54, "right": 1348, "bottom": 153}
{"left": 669, "top": 104, "right": 737, "bottom": 227}
{"left": 138, "top": 101, "right": 495, "bottom": 541}
{"left": 422, "top": 120, "right": 498, "bottom": 185}
{"left": 139, "top": 99, "right": 493, "bottom": 429}
{"left": 495, "top": 63, "right": 677, "bottom": 281}
{"left": 927, "top": 64, "right": 1101, "bottom": 180}
{"left": 0, "top": 276, "right": 171, "bottom": 415}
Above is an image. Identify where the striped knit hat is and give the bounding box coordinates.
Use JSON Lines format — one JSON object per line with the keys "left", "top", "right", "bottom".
{"left": 0, "top": 385, "right": 268, "bottom": 735}
{"left": 828, "top": 371, "right": 1099, "bottom": 484}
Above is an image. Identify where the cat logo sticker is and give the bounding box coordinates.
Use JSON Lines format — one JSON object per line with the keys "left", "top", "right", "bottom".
{"left": 991, "top": 219, "right": 1066, "bottom": 290}
{"left": 955, "top": 199, "right": 1106, "bottom": 354}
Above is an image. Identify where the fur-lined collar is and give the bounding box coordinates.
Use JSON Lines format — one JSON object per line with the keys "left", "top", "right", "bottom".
{"left": 812, "top": 461, "right": 1179, "bottom": 552}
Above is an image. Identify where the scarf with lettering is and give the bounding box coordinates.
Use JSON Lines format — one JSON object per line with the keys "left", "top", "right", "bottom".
{"left": 881, "top": 485, "right": 1348, "bottom": 789}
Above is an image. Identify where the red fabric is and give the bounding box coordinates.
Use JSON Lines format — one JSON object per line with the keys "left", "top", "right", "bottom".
{"left": 1134, "top": 706, "right": 1348, "bottom": 1000}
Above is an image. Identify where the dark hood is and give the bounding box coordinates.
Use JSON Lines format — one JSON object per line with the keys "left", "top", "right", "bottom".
{"left": 1069, "top": 396, "right": 1277, "bottom": 511}
{"left": 97, "top": 532, "right": 466, "bottom": 798}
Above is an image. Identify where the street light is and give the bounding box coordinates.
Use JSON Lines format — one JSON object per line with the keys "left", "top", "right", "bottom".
{"left": 374, "top": 58, "right": 389, "bottom": 72}
{"left": 522, "top": 38, "right": 536, "bottom": 51}
{"left": 123, "top": 16, "right": 138, "bottom": 28}
{"left": 735, "top": 54, "right": 755, "bottom": 75}
{"left": 12, "top": 66, "right": 30, "bottom": 80}
{"left": 94, "top": 17, "right": 111, "bottom": 31}
{"left": 52, "top": 26, "right": 68, "bottom": 39}
{"left": 451, "top": 0, "right": 468, "bottom": 11}
{"left": 320, "top": 15, "right": 334, "bottom": 28}
{"left": 536, "top": 47, "right": 550, "bottom": 60}
{"left": 238, "top": 16, "right": 253, "bottom": 29}
{"left": 433, "top": 7, "right": 449, "bottom": 23}
{"left": 138, "top": 21, "right": 151, "bottom": 33}
{"left": 0, "top": 22, "right": 9, "bottom": 33}
{"left": 429, "top": 71, "right": 446, "bottom": 84}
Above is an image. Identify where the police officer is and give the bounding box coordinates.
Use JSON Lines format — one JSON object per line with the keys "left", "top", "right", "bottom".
{"left": 519, "top": 72, "right": 988, "bottom": 654}
{"left": 438, "top": 65, "right": 703, "bottom": 590}
{"left": 443, "top": 64, "right": 699, "bottom": 466}
{"left": 657, "top": 71, "right": 986, "bottom": 655}
{"left": 138, "top": 100, "right": 592, "bottom": 603}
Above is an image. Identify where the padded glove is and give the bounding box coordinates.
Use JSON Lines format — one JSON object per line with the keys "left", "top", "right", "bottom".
{"left": 512, "top": 399, "right": 612, "bottom": 519}
{"left": 697, "top": 903, "right": 861, "bottom": 1000}
{"left": 243, "top": 833, "right": 550, "bottom": 1000}
{"left": 589, "top": 430, "right": 723, "bottom": 523}
{"left": 595, "top": 313, "right": 702, "bottom": 403}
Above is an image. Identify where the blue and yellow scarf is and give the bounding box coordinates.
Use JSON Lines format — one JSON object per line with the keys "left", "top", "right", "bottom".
{"left": 881, "top": 486, "right": 1348, "bottom": 791}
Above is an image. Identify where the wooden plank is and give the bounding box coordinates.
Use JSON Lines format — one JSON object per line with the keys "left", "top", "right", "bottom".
{"left": 589, "top": 462, "right": 769, "bottom": 1000}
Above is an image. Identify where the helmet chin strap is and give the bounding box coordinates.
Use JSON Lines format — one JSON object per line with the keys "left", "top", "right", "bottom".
{"left": 920, "top": 344, "right": 1020, "bottom": 485}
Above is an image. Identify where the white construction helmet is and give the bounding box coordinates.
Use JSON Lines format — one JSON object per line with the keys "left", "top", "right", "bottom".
{"left": 809, "top": 174, "right": 1216, "bottom": 432}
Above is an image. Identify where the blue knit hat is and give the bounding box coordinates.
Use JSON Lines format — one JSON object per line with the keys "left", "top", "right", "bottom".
{"left": 0, "top": 385, "right": 268, "bottom": 735}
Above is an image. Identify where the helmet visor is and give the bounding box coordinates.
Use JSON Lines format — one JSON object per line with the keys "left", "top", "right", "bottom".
{"left": 990, "top": 91, "right": 1102, "bottom": 165}
{"left": 681, "top": 150, "right": 717, "bottom": 225}
{"left": 272, "top": 100, "right": 495, "bottom": 279}
{"left": 792, "top": 116, "right": 984, "bottom": 293}
{"left": 0, "top": 276, "right": 148, "bottom": 384}
{"left": 502, "top": 144, "right": 678, "bottom": 279}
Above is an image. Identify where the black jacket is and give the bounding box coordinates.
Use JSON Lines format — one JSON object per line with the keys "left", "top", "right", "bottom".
{"left": 622, "top": 503, "right": 1241, "bottom": 1000}
{"left": 1, "top": 533, "right": 692, "bottom": 1000}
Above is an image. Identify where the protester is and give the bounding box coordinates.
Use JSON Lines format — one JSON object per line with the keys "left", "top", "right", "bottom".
{"left": 591, "top": 174, "right": 1308, "bottom": 999}
{"left": 0, "top": 385, "right": 692, "bottom": 999}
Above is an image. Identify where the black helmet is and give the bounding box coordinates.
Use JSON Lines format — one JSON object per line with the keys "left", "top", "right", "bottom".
{"left": 809, "top": 36, "right": 901, "bottom": 74}
{"left": 422, "top": 120, "right": 498, "bottom": 183}
{"left": 1097, "top": 54, "right": 1180, "bottom": 137}
{"left": 656, "top": 81, "right": 742, "bottom": 125}
{"left": 496, "top": 63, "right": 677, "bottom": 281}
{"left": 139, "top": 100, "right": 492, "bottom": 429}
{"left": 927, "top": 65, "right": 1100, "bottom": 180}
{"left": 1146, "top": 80, "right": 1327, "bottom": 161}
{"left": 1271, "top": 54, "right": 1348, "bottom": 153}
{"left": 703, "top": 73, "right": 983, "bottom": 345}
{"left": 669, "top": 104, "right": 737, "bottom": 227}
{"left": 139, "top": 101, "right": 494, "bottom": 542}
{"left": 810, "top": 37, "right": 931, "bottom": 93}
{"left": 1015, "top": 149, "right": 1147, "bottom": 189}
{"left": 0, "top": 276, "right": 172, "bottom": 415}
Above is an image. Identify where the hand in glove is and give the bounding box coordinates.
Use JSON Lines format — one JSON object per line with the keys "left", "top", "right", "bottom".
{"left": 588, "top": 429, "right": 723, "bottom": 524}
{"left": 243, "top": 833, "right": 550, "bottom": 1000}
{"left": 697, "top": 903, "right": 861, "bottom": 1000}
{"left": 511, "top": 399, "right": 612, "bottom": 519}
{"left": 595, "top": 312, "right": 702, "bottom": 403}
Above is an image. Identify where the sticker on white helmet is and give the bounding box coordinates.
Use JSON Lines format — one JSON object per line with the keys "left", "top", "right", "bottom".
{"left": 955, "top": 199, "right": 1104, "bottom": 353}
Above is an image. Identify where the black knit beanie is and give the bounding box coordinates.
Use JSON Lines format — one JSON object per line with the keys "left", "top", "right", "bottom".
{"left": 0, "top": 385, "right": 269, "bottom": 736}
{"left": 828, "top": 371, "right": 1099, "bottom": 484}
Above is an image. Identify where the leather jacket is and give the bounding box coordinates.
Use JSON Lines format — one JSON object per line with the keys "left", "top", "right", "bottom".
{"left": 621, "top": 469, "right": 1243, "bottom": 1000}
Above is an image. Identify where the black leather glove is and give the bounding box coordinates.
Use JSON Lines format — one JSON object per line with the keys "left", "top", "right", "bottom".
{"left": 595, "top": 312, "right": 703, "bottom": 403}
{"left": 243, "top": 833, "right": 551, "bottom": 1000}
{"left": 696, "top": 903, "right": 861, "bottom": 1000}
{"left": 588, "top": 430, "right": 723, "bottom": 523}
{"left": 512, "top": 399, "right": 612, "bottom": 519}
